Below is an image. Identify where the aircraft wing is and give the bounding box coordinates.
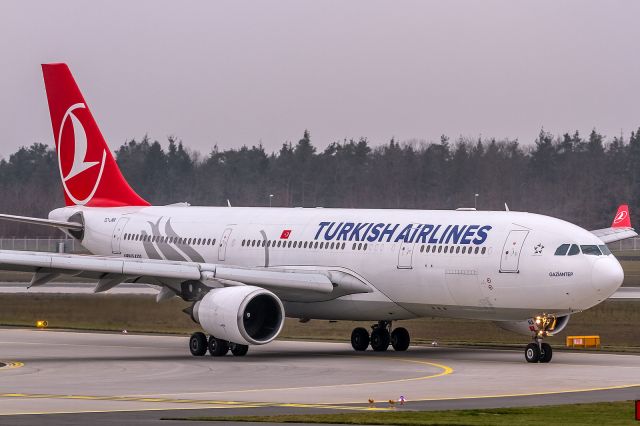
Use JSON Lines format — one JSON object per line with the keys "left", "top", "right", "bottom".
{"left": 591, "top": 204, "right": 638, "bottom": 243}
{"left": 590, "top": 227, "right": 637, "bottom": 244}
{"left": 0, "top": 250, "right": 371, "bottom": 302}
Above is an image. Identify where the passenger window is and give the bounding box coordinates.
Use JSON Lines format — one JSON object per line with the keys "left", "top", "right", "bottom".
{"left": 581, "top": 245, "right": 601, "bottom": 256}
{"left": 599, "top": 245, "right": 611, "bottom": 255}
{"left": 567, "top": 244, "right": 580, "bottom": 256}
{"left": 481, "top": 247, "right": 486, "bottom": 254}
{"left": 554, "top": 244, "right": 569, "bottom": 255}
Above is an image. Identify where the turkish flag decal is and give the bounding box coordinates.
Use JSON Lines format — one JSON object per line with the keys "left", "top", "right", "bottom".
{"left": 280, "top": 230, "right": 291, "bottom": 239}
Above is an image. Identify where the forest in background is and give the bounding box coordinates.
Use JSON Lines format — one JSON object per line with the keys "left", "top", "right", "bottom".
{"left": 1, "top": 127, "right": 640, "bottom": 236}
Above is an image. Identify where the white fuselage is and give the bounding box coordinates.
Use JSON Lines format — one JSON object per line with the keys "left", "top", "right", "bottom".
{"left": 50, "top": 206, "right": 624, "bottom": 322}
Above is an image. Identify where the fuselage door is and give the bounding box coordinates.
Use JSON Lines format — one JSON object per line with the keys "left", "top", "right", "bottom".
{"left": 397, "top": 224, "right": 420, "bottom": 269}
{"left": 500, "top": 229, "right": 529, "bottom": 273}
{"left": 218, "top": 227, "right": 234, "bottom": 261}
{"left": 111, "top": 217, "right": 129, "bottom": 254}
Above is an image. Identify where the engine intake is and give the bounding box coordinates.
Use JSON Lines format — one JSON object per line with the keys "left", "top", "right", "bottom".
{"left": 193, "top": 286, "right": 285, "bottom": 345}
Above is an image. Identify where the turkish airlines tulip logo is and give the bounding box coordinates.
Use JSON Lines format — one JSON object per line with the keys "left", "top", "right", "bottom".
{"left": 613, "top": 210, "right": 628, "bottom": 224}
{"left": 57, "top": 103, "right": 106, "bottom": 205}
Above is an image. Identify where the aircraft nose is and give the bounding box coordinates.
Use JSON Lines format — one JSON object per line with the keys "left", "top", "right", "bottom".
{"left": 591, "top": 256, "right": 624, "bottom": 296}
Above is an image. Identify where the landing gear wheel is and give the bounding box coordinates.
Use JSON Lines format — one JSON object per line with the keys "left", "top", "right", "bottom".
{"left": 189, "top": 332, "right": 207, "bottom": 356}
{"left": 539, "top": 343, "right": 553, "bottom": 363}
{"left": 230, "top": 343, "right": 249, "bottom": 356}
{"left": 525, "top": 342, "right": 541, "bottom": 363}
{"left": 208, "top": 336, "right": 229, "bottom": 356}
{"left": 391, "top": 327, "right": 410, "bottom": 351}
{"left": 370, "top": 328, "right": 390, "bottom": 352}
{"left": 351, "top": 327, "right": 370, "bottom": 351}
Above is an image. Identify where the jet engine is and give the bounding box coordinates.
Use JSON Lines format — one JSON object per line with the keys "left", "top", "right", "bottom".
{"left": 192, "top": 286, "right": 285, "bottom": 345}
{"left": 494, "top": 315, "right": 570, "bottom": 336}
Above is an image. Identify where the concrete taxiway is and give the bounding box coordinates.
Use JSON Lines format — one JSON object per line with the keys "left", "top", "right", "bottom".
{"left": 0, "top": 328, "right": 638, "bottom": 424}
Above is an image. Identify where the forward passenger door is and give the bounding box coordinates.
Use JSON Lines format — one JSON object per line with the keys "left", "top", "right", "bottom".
{"left": 500, "top": 229, "right": 529, "bottom": 273}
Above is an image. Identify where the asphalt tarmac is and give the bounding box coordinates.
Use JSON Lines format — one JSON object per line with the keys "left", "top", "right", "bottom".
{"left": 0, "top": 328, "right": 638, "bottom": 425}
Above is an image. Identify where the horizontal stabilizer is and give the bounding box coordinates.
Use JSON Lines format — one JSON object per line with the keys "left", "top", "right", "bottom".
{"left": 0, "top": 213, "right": 83, "bottom": 231}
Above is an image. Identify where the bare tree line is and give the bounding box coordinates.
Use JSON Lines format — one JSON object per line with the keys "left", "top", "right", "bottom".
{"left": 1, "top": 128, "right": 639, "bottom": 237}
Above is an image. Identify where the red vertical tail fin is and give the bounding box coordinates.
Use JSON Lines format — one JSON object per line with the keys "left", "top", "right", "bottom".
{"left": 41, "top": 63, "right": 149, "bottom": 207}
{"left": 611, "top": 204, "right": 631, "bottom": 228}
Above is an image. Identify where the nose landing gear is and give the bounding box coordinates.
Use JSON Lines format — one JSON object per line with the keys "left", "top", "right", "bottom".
{"left": 524, "top": 314, "right": 556, "bottom": 363}
{"left": 350, "top": 321, "right": 410, "bottom": 352}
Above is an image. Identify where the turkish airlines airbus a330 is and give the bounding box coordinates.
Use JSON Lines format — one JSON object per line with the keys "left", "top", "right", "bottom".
{"left": 0, "top": 64, "right": 636, "bottom": 363}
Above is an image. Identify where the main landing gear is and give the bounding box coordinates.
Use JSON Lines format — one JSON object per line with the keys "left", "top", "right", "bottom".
{"left": 350, "top": 321, "right": 410, "bottom": 352}
{"left": 524, "top": 314, "right": 555, "bottom": 363}
{"left": 189, "top": 332, "right": 249, "bottom": 357}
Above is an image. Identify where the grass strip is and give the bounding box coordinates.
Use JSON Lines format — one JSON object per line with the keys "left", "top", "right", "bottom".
{"left": 166, "top": 401, "right": 638, "bottom": 425}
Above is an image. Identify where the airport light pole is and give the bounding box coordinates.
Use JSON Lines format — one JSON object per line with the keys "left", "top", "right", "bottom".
{"left": 474, "top": 193, "right": 479, "bottom": 210}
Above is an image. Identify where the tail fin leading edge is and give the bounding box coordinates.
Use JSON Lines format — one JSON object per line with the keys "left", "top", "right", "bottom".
{"left": 41, "top": 63, "right": 149, "bottom": 207}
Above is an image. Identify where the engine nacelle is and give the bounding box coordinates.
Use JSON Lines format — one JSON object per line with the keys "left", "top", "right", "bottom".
{"left": 494, "top": 315, "right": 570, "bottom": 337}
{"left": 192, "top": 286, "right": 285, "bottom": 345}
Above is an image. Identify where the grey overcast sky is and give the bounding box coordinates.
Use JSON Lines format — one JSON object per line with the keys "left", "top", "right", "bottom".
{"left": 1, "top": 0, "right": 639, "bottom": 157}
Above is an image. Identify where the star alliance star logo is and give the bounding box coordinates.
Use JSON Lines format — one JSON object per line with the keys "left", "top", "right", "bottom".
{"left": 534, "top": 243, "right": 544, "bottom": 255}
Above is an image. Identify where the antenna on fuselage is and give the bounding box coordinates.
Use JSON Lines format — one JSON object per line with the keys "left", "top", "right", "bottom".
{"left": 505, "top": 203, "right": 510, "bottom": 211}
{"left": 227, "top": 199, "right": 232, "bottom": 207}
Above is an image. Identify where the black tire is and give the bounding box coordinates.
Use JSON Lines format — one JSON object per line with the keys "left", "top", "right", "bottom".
{"left": 539, "top": 343, "right": 553, "bottom": 363}
{"left": 370, "top": 328, "right": 390, "bottom": 352}
{"left": 189, "top": 332, "right": 207, "bottom": 356}
{"left": 391, "top": 327, "right": 410, "bottom": 351}
{"left": 525, "top": 342, "right": 541, "bottom": 363}
{"left": 351, "top": 327, "right": 370, "bottom": 351}
{"left": 230, "top": 343, "right": 249, "bottom": 356}
{"left": 208, "top": 336, "right": 229, "bottom": 356}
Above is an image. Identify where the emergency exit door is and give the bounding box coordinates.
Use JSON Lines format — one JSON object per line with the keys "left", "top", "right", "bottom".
{"left": 500, "top": 229, "right": 529, "bottom": 272}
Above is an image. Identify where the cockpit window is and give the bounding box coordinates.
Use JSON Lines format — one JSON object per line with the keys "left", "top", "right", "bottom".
{"left": 554, "top": 244, "right": 570, "bottom": 256}
{"left": 598, "top": 245, "right": 612, "bottom": 255}
{"left": 580, "top": 245, "right": 602, "bottom": 256}
{"left": 567, "top": 244, "right": 580, "bottom": 256}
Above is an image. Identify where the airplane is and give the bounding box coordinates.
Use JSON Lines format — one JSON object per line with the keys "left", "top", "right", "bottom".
{"left": 0, "top": 63, "right": 636, "bottom": 363}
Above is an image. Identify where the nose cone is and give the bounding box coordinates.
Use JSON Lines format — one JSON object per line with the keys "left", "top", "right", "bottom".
{"left": 591, "top": 257, "right": 624, "bottom": 296}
